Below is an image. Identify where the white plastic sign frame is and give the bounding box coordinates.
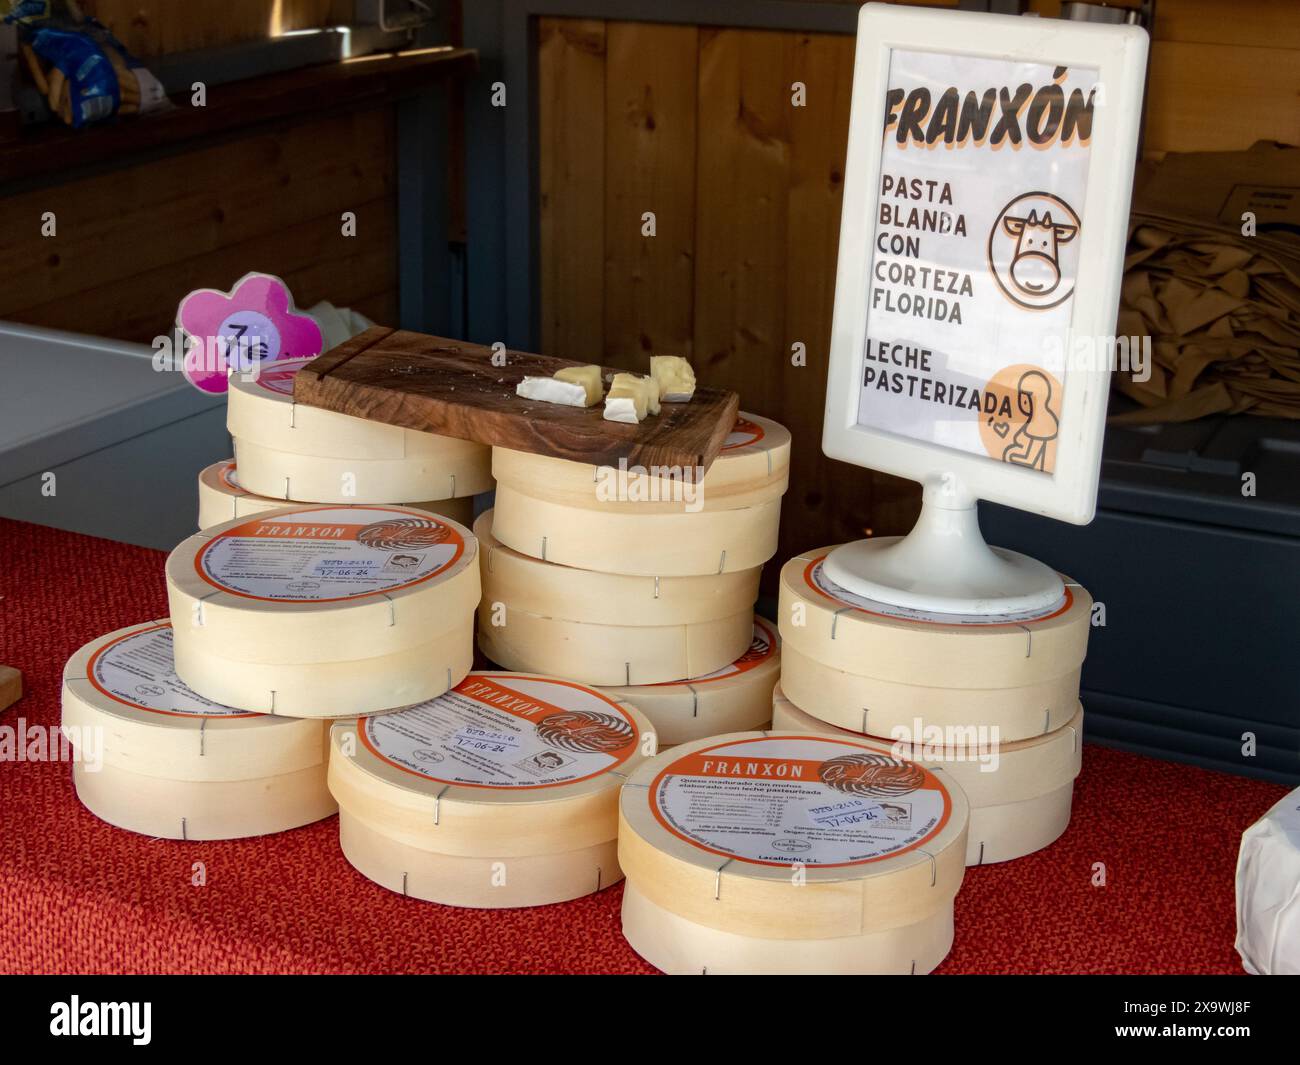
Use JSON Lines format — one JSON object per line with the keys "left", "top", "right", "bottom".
{"left": 823, "top": 3, "right": 1149, "bottom": 526}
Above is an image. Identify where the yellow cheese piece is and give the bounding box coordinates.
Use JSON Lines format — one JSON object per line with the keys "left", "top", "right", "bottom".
{"left": 650, "top": 355, "right": 696, "bottom": 401}
{"left": 611, "top": 372, "right": 659, "bottom": 415}
{"left": 554, "top": 364, "right": 604, "bottom": 406}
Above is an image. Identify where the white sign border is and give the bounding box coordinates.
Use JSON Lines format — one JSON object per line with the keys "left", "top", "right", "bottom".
{"left": 823, "top": 3, "right": 1149, "bottom": 524}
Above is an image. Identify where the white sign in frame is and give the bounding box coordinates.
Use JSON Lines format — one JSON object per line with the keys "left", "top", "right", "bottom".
{"left": 823, "top": 4, "right": 1148, "bottom": 525}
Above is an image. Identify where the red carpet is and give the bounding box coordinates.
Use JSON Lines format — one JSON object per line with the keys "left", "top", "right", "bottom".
{"left": 0, "top": 516, "right": 1286, "bottom": 974}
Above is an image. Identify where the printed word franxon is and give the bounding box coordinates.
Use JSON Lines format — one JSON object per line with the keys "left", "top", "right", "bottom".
{"left": 698, "top": 758, "right": 803, "bottom": 779}
{"left": 254, "top": 522, "right": 348, "bottom": 538}
{"left": 460, "top": 680, "right": 549, "bottom": 719}
{"left": 50, "top": 996, "right": 151, "bottom": 1045}
{"left": 884, "top": 66, "right": 1095, "bottom": 149}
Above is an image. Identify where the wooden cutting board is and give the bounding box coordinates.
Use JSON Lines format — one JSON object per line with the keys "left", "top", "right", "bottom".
{"left": 292, "top": 328, "right": 740, "bottom": 472}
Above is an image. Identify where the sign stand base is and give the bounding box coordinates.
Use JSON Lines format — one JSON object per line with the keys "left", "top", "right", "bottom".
{"left": 823, "top": 483, "right": 1064, "bottom": 616}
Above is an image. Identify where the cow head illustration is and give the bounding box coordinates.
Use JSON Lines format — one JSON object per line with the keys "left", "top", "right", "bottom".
{"left": 1002, "top": 210, "right": 1078, "bottom": 297}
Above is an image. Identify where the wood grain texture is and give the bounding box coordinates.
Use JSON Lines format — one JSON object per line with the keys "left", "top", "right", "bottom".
{"left": 0, "top": 666, "right": 21, "bottom": 712}
{"left": 539, "top": 18, "right": 607, "bottom": 363}
{"left": 602, "top": 22, "right": 698, "bottom": 369}
{"left": 294, "top": 328, "right": 740, "bottom": 470}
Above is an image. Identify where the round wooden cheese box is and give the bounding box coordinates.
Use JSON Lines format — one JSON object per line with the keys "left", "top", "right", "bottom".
{"left": 328, "top": 672, "right": 657, "bottom": 908}
{"left": 227, "top": 356, "right": 493, "bottom": 502}
{"left": 61, "top": 620, "right": 335, "bottom": 840}
{"left": 618, "top": 731, "right": 968, "bottom": 974}
{"left": 490, "top": 413, "right": 791, "bottom": 577}
{"left": 166, "top": 504, "right": 479, "bottom": 717}
{"left": 778, "top": 547, "right": 1092, "bottom": 741}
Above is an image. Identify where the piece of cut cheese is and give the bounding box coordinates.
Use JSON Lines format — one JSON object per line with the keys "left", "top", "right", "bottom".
{"left": 516, "top": 375, "right": 589, "bottom": 408}
{"left": 596, "top": 617, "right": 780, "bottom": 746}
{"left": 650, "top": 355, "right": 696, "bottom": 402}
{"left": 227, "top": 356, "right": 493, "bottom": 501}
{"left": 772, "top": 685, "right": 1083, "bottom": 865}
{"left": 197, "top": 460, "right": 474, "bottom": 530}
{"left": 777, "top": 548, "right": 1091, "bottom": 740}
{"left": 61, "top": 620, "right": 335, "bottom": 839}
{"left": 166, "top": 505, "right": 479, "bottom": 717}
{"left": 618, "top": 731, "right": 967, "bottom": 968}
{"left": 610, "top": 372, "right": 659, "bottom": 415}
{"left": 329, "top": 671, "right": 655, "bottom": 906}
{"left": 554, "top": 364, "right": 603, "bottom": 405}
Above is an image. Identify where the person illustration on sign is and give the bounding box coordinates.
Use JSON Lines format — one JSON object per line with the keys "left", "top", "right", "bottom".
{"left": 1001, "top": 370, "right": 1059, "bottom": 471}
{"left": 988, "top": 193, "right": 1082, "bottom": 310}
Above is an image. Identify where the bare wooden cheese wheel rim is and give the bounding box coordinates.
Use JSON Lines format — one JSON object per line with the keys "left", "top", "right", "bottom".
{"left": 778, "top": 548, "right": 1092, "bottom": 689}
{"left": 491, "top": 412, "right": 791, "bottom": 513}
{"left": 173, "top": 624, "right": 473, "bottom": 717}
{"left": 328, "top": 672, "right": 657, "bottom": 857}
{"left": 475, "top": 509, "right": 760, "bottom": 625}
{"left": 477, "top": 602, "right": 755, "bottom": 686}
{"left": 772, "top": 685, "right": 1082, "bottom": 863}
{"left": 596, "top": 617, "right": 781, "bottom": 746}
{"left": 621, "top": 880, "right": 953, "bottom": 975}
{"left": 232, "top": 437, "right": 493, "bottom": 503}
{"left": 338, "top": 811, "right": 621, "bottom": 908}
{"left": 197, "top": 460, "right": 474, "bottom": 530}
{"left": 779, "top": 641, "right": 1081, "bottom": 740}
{"left": 491, "top": 483, "right": 782, "bottom": 576}
{"left": 72, "top": 760, "right": 335, "bottom": 841}
{"left": 166, "top": 505, "right": 480, "bottom": 663}
{"left": 618, "top": 731, "right": 968, "bottom": 939}
{"left": 227, "top": 356, "right": 491, "bottom": 462}
{"left": 61, "top": 620, "right": 330, "bottom": 778}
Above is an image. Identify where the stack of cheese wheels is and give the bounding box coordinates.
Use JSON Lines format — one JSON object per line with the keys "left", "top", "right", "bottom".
{"left": 597, "top": 617, "right": 781, "bottom": 747}
{"left": 165, "top": 504, "right": 479, "bottom": 717}
{"left": 772, "top": 685, "right": 1082, "bottom": 865}
{"left": 61, "top": 620, "right": 335, "bottom": 840}
{"left": 475, "top": 510, "right": 758, "bottom": 686}
{"left": 619, "top": 732, "right": 968, "bottom": 974}
{"left": 328, "top": 671, "right": 656, "bottom": 907}
{"left": 778, "top": 547, "right": 1093, "bottom": 741}
{"left": 227, "top": 357, "right": 493, "bottom": 504}
{"left": 490, "top": 413, "right": 790, "bottom": 577}
{"left": 197, "top": 460, "right": 474, "bottom": 531}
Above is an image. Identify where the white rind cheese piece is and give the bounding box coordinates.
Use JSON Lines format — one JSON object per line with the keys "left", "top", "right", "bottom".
{"left": 618, "top": 731, "right": 968, "bottom": 973}
{"left": 516, "top": 375, "right": 589, "bottom": 408}
{"left": 596, "top": 618, "right": 780, "bottom": 746}
{"left": 602, "top": 392, "right": 644, "bottom": 424}
{"left": 553, "top": 364, "right": 604, "bottom": 406}
{"left": 611, "top": 372, "right": 660, "bottom": 416}
{"left": 772, "top": 685, "right": 1083, "bottom": 865}
{"left": 197, "top": 460, "right": 474, "bottom": 530}
{"left": 166, "top": 504, "right": 480, "bottom": 717}
{"left": 650, "top": 356, "right": 696, "bottom": 402}
{"left": 328, "top": 671, "right": 656, "bottom": 906}
{"left": 227, "top": 356, "right": 493, "bottom": 501}
{"left": 776, "top": 548, "right": 1091, "bottom": 740}
{"left": 61, "top": 620, "right": 335, "bottom": 839}
{"left": 622, "top": 880, "right": 954, "bottom": 975}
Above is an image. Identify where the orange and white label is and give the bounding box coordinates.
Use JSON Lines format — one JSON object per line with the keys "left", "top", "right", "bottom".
{"left": 87, "top": 624, "right": 258, "bottom": 718}
{"left": 217, "top": 461, "right": 242, "bottom": 492}
{"left": 195, "top": 505, "right": 465, "bottom": 602}
{"left": 650, "top": 735, "right": 951, "bottom": 867}
{"left": 804, "top": 555, "right": 1070, "bottom": 626}
{"left": 651, "top": 618, "right": 777, "bottom": 687}
{"left": 358, "top": 673, "right": 640, "bottom": 790}
{"left": 722, "top": 416, "right": 766, "bottom": 451}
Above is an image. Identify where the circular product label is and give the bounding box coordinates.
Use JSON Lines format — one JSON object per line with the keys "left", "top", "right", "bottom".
{"left": 87, "top": 624, "right": 257, "bottom": 718}
{"left": 217, "top": 309, "right": 281, "bottom": 367}
{"left": 721, "top": 416, "right": 765, "bottom": 451}
{"left": 196, "top": 505, "right": 465, "bottom": 602}
{"left": 650, "top": 735, "right": 951, "bottom": 868}
{"left": 651, "top": 617, "right": 777, "bottom": 687}
{"left": 805, "top": 556, "right": 1071, "bottom": 627}
{"left": 246, "top": 356, "right": 314, "bottom": 397}
{"left": 358, "top": 674, "right": 640, "bottom": 790}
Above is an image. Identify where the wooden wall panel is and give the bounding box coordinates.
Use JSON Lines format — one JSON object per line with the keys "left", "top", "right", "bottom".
{"left": 0, "top": 109, "right": 398, "bottom": 344}
{"left": 88, "top": 1, "right": 341, "bottom": 57}
{"left": 539, "top": 18, "right": 607, "bottom": 362}
{"left": 602, "top": 22, "right": 698, "bottom": 369}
